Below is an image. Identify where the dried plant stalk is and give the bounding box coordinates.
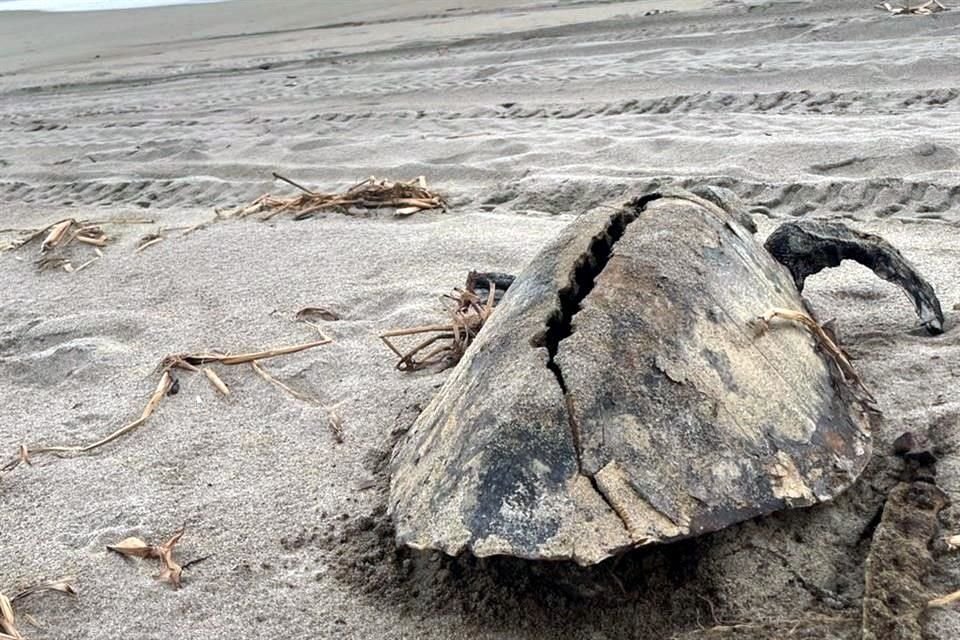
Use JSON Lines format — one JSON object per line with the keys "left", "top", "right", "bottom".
{"left": 380, "top": 275, "right": 501, "bottom": 372}
{"left": 3, "top": 372, "right": 172, "bottom": 471}
{"left": 41, "top": 220, "right": 75, "bottom": 252}
{"left": 877, "top": 1, "right": 947, "bottom": 15}
{"left": 1, "top": 218, "right": 111, "bottom": 274}
{"left": 250, "top": 361, "right": 315, "bottom": 403}
{"left": 0, "top": 576, "right": 77, "bottom": 640}
{"left": 203, "top": 367, "right": 231, "bottom": 396}
{"left": 929, "top": 589, "right": 960, "bottom": 608}
{"left": 164, "top": 337, "right": 332, "bottom": 371}
{"left": 3, "top": 332, "right": 334, "bottom": 475}
{"left": 108, "top": 528, "right": 186, "bottom": 589}
{"left": 219, "top": 174, "right": 446, "bottom": 220}
{"left": 9, "top": 578, "right": 77, "bottom": 604}
{"left": 754, "top": 308, "right": 875, "bottom": 402}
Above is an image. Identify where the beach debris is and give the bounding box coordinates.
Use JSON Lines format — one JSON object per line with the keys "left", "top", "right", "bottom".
{"left": 296, "top": 306, "right": 341, "bottom": 323}
{"left": 929, "top": 590, "right": 960, "bottom": 608}
{"left": 161, "top": 336, "right": 332, "bottom": 371}
{"left": 27, "top": 218, "right": 106, "bottom": 273}
{"left": 892, "top": 431, "right": 937, "bottom": 465}
{"left": 389, "top": 189, "right": 877, "bottom": 564}
{"left": 296, "top": 306, "right": 341, "bottom": 338}
{"left": 202, "top": 367, "right": 231, "bottom": 396}
{"left": 108, "top": 527, "right": 186, "bottom": 589}
{"left": 673, "top": 615, "right": 859, "bottom": 639}
{"left": 753, "top": 308, "right": 875, "bottom": 403}
{"left": 380, "top": 271, "right": 510, "bottom": 372}
{"left": 328, "top": 410, "right": 345, "bottom": 444}
{"left": 1, "top": 216, "right": 151, "bottom": 271}
{"left": 945, "top": 534, "right": 960, "bottom": 550}
{"left": 765, "top": 220, "right": 944, "bottom": 334}
{"left": 1, "top": 577, "right": 77, "bottom": 640}
{"left": 135, "top": 233, "right": 164, "bottom": 253}
{"left": 250, "top": 360, "right": 316, "bottom": 404}
{"left": 219, "top": 173, "right": 446, "bottom": 220}
{"left": 876, "top": 0, "right": 947, "bottom": 15}
{"left": 3, "top": 333, "right": 333, "bottom": 474}
{"left": 2, "top": 372, "right": 173, "bottom": 473}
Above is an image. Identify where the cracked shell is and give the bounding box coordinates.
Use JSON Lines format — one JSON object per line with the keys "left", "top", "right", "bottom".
{"left": 388, "top": 190, "right": 872, "bottom": 565}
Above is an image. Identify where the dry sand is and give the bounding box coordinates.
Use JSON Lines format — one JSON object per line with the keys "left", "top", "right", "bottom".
{"left": 1, "top": 0, "right": 960, "bottom": 638}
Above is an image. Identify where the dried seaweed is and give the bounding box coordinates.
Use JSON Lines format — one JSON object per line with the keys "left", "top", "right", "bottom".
{"left": 219, "top": 174, "right": 446, "bottom": 220}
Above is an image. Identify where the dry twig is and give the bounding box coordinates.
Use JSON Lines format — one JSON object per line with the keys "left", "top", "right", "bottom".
{"left": 219, "top": 174, "right": 446, "bottom": 220}
{"left": 1, "top": 304, "right": 335, "bottom": 479}
{"left": 250, "top": 360, "right": 315, "bottom": 403}
{"left": 3, "top": 333, "right": 333, "bottom": 474}
{"left": 161, "top": 337, "right": 332, "bottom": 370}
{"left": 203, "top": 367, "right": 231, "bottom": 396}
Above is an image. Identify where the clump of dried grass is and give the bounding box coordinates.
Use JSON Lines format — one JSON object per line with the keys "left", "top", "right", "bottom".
{"left": 2, "top": 218, "right": 107, "bottom": 272}
{"left": 1, "top": 216, "right": 153, "bottom": 271}
{"left": 380, "top": 272, "right": 509, "bottom": 372}
{"left": 220, "top": 173, "right": 446, "bottom": 220}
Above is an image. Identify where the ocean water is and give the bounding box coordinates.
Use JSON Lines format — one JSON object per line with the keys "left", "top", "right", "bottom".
{"left": 0, "top": 0, "right": 227, "bottom": 10}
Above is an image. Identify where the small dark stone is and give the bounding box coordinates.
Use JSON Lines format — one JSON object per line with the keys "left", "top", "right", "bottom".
{"left": 892, "top": 432, "right": 917, "bottom": 456}
{"left": 892, "top": 431, "right": 937, "bottom": 465}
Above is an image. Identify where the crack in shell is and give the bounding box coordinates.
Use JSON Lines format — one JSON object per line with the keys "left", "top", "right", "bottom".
{"left": 535, "top": 194, "right": 663, "bottom": 531}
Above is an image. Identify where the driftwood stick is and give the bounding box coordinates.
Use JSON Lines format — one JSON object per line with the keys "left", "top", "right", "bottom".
{"left": 272, "top": 172, "right": 316, "bottom": 196}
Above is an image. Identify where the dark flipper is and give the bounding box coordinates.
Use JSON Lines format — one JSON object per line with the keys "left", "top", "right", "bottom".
{"left": 764, "top": 221, "right": 944, "bottom": 334}
{"left": 465, "top": 270, "right": 516, "bottom": 304}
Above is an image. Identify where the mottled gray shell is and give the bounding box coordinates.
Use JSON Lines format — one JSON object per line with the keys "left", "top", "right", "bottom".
{"left": 389, "top": 191, "right": 872, "bottom": 565}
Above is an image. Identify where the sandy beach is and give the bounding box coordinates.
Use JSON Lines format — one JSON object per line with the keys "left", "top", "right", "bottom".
{"left": 1, "top": 1, "right": 960, "bottom": 638}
